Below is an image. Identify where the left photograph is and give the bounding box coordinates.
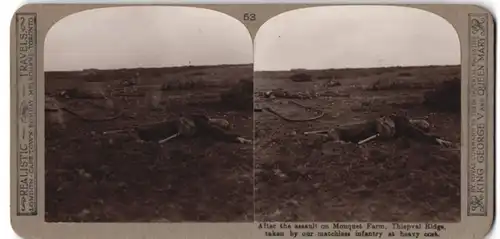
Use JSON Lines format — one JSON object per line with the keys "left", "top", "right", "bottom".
{"left": 44, "top": 6, "right": 254, "bottom": 222}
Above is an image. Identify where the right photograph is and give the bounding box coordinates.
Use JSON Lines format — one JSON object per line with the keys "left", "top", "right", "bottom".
{"left": 254, "top": 6, "right": 461, "bottom": 222}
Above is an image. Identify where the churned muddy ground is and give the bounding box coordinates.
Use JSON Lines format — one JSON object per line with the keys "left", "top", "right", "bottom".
{"left": 254, "top": 65, "right": 461, "bottom": 222}
{"left": 45, "top": 64, "right": 254, "bottom": 222}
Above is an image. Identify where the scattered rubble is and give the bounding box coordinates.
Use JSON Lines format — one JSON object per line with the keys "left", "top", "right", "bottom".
{"left": 263, "top": 88, "right": 318, "bottom": 99}
{"left": 325, "top": 79, "right": 341, "bottom": 87}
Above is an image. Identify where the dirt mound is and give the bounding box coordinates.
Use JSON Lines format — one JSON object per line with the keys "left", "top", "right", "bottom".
{"left": 161, "top": 79, "right": 207, "bottom": 91}
{"left": 81, "top": 69, "right": 104, "bottom": 82}
{"left": 326, "top": 79, "right": 341, "bottom": 87}
{"left": 423, "top": 77, "right": 460, "bottom": 113}
{"left": 219, "top": 78, "right": 253, "bottom": 110}
{"left": 398, "top": 72, "right": 413, "bottom": 77}
{"left": 368, "top": 78, "right": 431, "bottom": 91}
{"left": 290, "top": 73, "right": 313, "bottom": 82}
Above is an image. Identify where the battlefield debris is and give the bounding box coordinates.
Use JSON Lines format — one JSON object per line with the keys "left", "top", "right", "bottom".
{"left": 45, "top": 64, "right": 254, "bottom": 222}
{"left": 254, "top": 65, "right": 461, "bottom": 222}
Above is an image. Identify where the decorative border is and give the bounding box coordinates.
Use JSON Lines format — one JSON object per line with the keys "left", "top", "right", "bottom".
{"left": 467, "top": 13, "right": 488, "bottom": 217}
{"left": 16, "top": 13, "right": 38, "bottom": 216}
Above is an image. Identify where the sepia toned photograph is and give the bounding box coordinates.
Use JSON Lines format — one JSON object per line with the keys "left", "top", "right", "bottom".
{"left": 254, "top": 6, "right": 462, "bottom": 222}
{"left": 10, "top": 3, "right": 496, "bottom": 239}
{"left": 44, "top": 6, "right": 254, "bottom": 222}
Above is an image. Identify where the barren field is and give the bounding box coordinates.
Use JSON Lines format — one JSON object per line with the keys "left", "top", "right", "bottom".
{"left": 254, "top": 65, "right": 461, "bottom": 222}
{"left": 45, "top": 64, "right": 254, "bottom": 222}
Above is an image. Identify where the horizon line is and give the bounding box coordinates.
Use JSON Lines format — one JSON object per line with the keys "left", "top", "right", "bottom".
{"left": 45, "top": 63, "right": 461, "bottom": 73}
{"left": 44, "top": 63, "right": 254, "bottom": 73}
{"left": 256, "top": 64, "right": 461, "bottom": 72}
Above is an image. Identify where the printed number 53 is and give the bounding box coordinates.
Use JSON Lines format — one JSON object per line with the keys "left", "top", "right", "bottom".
{"left": 244, "top": 13, "right": 256, "bottom": 21}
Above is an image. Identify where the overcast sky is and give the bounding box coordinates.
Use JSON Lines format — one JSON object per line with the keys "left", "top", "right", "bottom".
{"left": 45, "top": 6, "right": 460, "bottom": 71}
{"left": 44, "top": 6, "right": 253, "bottom": 71}
{"left": 255, "top": 6, "right": 461, "bottom": 71}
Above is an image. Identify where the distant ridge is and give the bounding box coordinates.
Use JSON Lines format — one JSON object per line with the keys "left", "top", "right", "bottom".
{"left": 255, "top": 64, "right": 461, "bottom": 74}
{"left": 45, "top": 63, "right": 254, "bottom": 74}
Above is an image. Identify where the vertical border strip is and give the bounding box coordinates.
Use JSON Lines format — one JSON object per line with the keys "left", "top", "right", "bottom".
{"left": 467, "top": 13, "right": 488, "bottom": 216}
{"left": 16, "top": 13, "right": 38, "bottom": 216}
